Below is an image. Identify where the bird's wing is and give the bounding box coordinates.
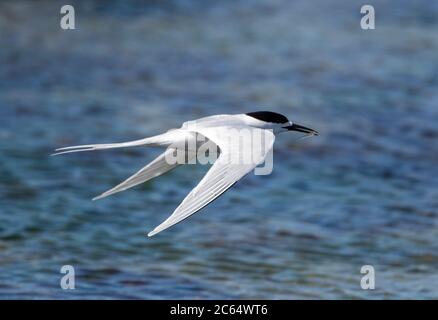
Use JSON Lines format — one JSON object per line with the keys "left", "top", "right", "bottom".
{"left": 148, "top": 127, "right": 275, "bottom": 236}
{"left": 93, "top": 147, "right": 193, "bottom": 200}
{"left": 51, "top": 130, "right": 184, "bottom": 156}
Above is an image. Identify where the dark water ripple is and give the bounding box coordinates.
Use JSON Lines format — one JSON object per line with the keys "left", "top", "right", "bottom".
{"left": 0, "top": 0, "right": 437, "bottom": 299}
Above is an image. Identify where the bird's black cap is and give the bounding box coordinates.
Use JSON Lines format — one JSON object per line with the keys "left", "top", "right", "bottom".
{"left": 246, "top": 111, "right": 289, "bottom": 124}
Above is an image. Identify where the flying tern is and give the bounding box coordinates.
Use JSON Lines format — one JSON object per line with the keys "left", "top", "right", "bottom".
{"left": 53, "top": 111, "right": 318, "bottom": 236}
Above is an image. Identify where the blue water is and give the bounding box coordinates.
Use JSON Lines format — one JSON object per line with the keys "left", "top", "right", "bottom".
{"left": 0, "top": 0, "right": 437, "bottom": 299}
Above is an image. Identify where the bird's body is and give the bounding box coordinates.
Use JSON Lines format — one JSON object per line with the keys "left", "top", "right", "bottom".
{"left": 53, "top": 111, "right": 318, "bottom": 236}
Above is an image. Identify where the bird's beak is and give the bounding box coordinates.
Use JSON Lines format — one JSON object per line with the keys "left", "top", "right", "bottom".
{"left": 283, "top": 123, "right": 319, "bottom": 135}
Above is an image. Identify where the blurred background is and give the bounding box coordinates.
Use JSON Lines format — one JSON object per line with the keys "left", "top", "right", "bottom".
{"left": 0, "top": 0, "right": 437, "bottom": 299}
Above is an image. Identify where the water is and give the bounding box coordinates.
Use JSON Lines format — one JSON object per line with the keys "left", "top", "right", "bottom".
{"left": 0, "top": 0, "right": 437, "bottom": 299}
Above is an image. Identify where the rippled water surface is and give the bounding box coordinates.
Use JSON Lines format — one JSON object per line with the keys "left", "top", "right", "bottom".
{"left": 0, "top": 0, "right": 437, "bottom": 299}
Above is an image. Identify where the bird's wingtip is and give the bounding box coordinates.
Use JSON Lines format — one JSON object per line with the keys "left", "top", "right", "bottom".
{"left": 50, "top": 152, "right": 63, "bottom": 156}
{"left": 92, "top": 195, "right": 103, "bottom": 201}
{"left": 148, "top": 226, "right": 164, "bottom": 237}
{"left": 147, "top": 230, "right": 156, "bottom": 237}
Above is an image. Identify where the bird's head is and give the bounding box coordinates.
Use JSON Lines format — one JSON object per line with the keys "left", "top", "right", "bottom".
{"left": 245, "top": 111, "right": 318, "bottom": 136}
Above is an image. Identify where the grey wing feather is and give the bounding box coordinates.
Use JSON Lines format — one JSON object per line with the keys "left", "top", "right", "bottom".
{"left": 51, "top": 130, "right": 182, "bottom": 156}
{"left": 147, "top": 161, "right": 253, "bottom": 236}
{"left": 147, "top": 127, "right": 275, "bottom": 236}
{"left": 93, "top": 148, "right": 189, "bottom": 200}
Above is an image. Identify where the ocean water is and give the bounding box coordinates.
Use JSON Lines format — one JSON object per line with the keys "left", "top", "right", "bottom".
{"left": 0, "top": 0, "right": 437, "bottom": 299}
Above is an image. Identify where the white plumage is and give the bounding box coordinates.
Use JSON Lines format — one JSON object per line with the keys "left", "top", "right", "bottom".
{"left": 53, "top": 112, "right": 317, "bottom": 236}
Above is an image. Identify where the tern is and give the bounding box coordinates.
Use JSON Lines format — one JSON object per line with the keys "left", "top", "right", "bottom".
{"left": 53, "top": 111, "right": 318, "bottom": 236}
